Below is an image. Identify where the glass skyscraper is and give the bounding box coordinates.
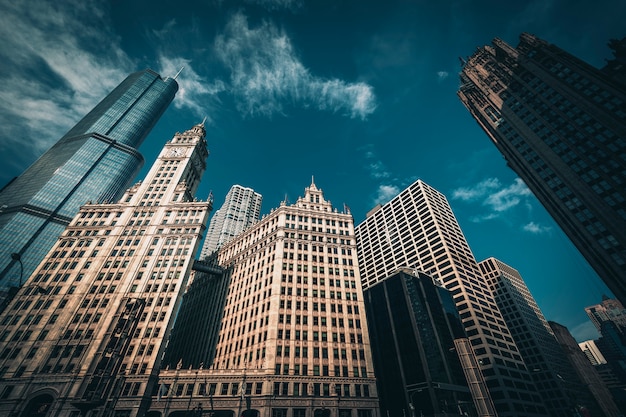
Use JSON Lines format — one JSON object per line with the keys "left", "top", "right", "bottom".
{"left": 364, "top": 268, "right": 493, "bottom": 417}
{"left": 0, "top": 69, "right": 178, "bottom": 299}
{"left": 458, "top": 33, "right": 626, "bottom": 305}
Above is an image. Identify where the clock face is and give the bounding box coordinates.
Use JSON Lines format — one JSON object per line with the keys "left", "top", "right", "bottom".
{"left": 168, "top": 147, "right": 184, "bottom": 157}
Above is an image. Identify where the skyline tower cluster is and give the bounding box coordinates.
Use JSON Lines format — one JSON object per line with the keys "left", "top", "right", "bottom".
{"left": 0, "top": 121, "right": 212, "bottom": 416}
{"left": 0, "top": 31, "right": 625, "bottom": 417}
{"left": 0, "top": 69, "right": 179, "bottom": 306}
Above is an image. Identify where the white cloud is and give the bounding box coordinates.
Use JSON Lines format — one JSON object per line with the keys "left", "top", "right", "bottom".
{"left": 360, "top": 144, "right": 391, "bottom": 180}
{"left": 437, "top": 70, "right": 449, "bottom": 81}
{"left": 484, "top": 178, "right": 531, "bottom": 212}
{"left": 469, "top": 213, "right": 499, "bottom": 223}
{"left": 452, "top": 178, "right": 501, "bottom": 201}
{"left": 452, "top": 177, "right": 535, "bottom": 224}
{"left": 214, "top": 12, "right": 376, "bottom": 119}
{"left": 158, "top": 55, "right": 226, "bottom": 122}
{"left": 522, "top": 222, "right": 552, "bottom": 234}
{"left": 374, "top": 185, "right": 400, "bottom": 205}
{"left": 0, "top": 0, "right": 134, "bottom": 178}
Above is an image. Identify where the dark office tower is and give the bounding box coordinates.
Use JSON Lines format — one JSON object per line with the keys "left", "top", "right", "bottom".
{"left": 355, "top": 179, "right": 547, "bottom": 417}
{"left": 479, "top": 257, "right": 602, "bottom": 417}
{"left": 199, "top": 184, "right": 262, "bottom": 259}
{"left": 458, "top": 33, "right": 626, "bottom": 305}
{"left": 0, "top": 69, "right": 178, "bottom": 304}
{"left": 363, "top": 267, "right": 495, "bottom": 417}
{"left": 549, "top": 322, "right": 621, "bottom": 417}
{"left": 0, "top": 123, "right": 211, "bottom": 417}
{"left": 162, "top": 259, "right": 227, "bottom": 369}
{"left": 584, "top": 296, "right": 626, "bottom": 392}
{"left": 150, "top": 181, "right": 379, "bottom": 417}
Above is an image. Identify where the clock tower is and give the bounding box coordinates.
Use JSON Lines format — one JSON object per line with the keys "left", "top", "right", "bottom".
{"left": 124, "top": 121, "right": 210, "bottom": 207}
{"left": 0, "top": 123, "right": 213, "bottom": 417}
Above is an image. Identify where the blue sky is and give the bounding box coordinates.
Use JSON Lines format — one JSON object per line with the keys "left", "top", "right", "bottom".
{"left": 0, "top": 0, "right": 624, "bottom": 341}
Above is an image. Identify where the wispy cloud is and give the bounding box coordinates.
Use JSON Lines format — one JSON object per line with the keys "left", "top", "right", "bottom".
{"left": 452, "top": 178, "right": 501, "bottom": 201}
{"left": 452, "top": 177, "right": 534, "bottom": 222}
{"left": 484, "top": 178, "right": 532, "bottom": 212}
{"left": 0, "top": 0, "right": 134, "bottom": 180}
{"left": 523, "top": 221, "right": 552, "bottom": 235}
{"left": 359, "top": 144, "right": 405, "bottom": 206}
{"left": 158, "top": 55, "right": 226, "bottom": 122}
{"left": 374, "top": 185, "right": 400, "bottom": 206}
{"left": 214, "top": 12, "right": 376, "bottom": 119}
{"left": 437, "top": 71, "right": 449, "bottom": 81}
{"left": 360, "top": 144, "right": 391, "bottom": 180}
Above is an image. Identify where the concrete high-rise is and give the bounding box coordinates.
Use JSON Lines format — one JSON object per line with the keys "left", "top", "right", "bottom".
{"left": 364, "top": 268, "right": 495, "bottom": 417}
{"left": 152, "top": 181, "right": 379, "bottom": 417}
{"left": 579, "top": 340, "right": 608, "bottom": 366}
{"left": 479, "top": 257, "right": 602, "bottom": 417}
{"left": 585, "top": 296, "right": 626, "bottom": 334}
{"left": 200, "top": 184, "right": 262, "bottom": 259}
{"left": 355, "top": 179, "right": 546, "bottom": 417}
{"left": 0, "top": 69, "right": 178, "bottom": 303}
{"left": 0, "top": 122, "right": 211, "bottom": 417}
{"left": 458, "top": 33, "right": 626, "bottom": 305}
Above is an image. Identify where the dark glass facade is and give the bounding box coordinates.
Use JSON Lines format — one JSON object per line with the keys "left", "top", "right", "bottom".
{"left": 458, "top": 33, "right": 626, "bottom": 305}
{"left": 364, "top": 269, "right": 473, "bottom": 417}
{"left": 0, "top": 69, "right": 177, "bottom": 296}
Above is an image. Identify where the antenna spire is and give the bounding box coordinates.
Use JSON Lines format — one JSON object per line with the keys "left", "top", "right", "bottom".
{"left": 174, "top": 67, "right": 184, "bottom": 80}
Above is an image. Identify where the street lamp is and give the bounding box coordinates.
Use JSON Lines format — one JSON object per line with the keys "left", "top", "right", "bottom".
{"left": 10, "top": 253, "right": 23, "bottom": 286}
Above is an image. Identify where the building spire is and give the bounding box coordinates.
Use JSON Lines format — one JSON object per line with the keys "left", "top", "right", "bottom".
{"left": 174, "top": 67, "right": 184, "bottom": 80}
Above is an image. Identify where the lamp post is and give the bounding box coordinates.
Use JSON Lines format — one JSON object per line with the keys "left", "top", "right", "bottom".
{"left": 10, "top": 253, "right": 23, "bottom": 287}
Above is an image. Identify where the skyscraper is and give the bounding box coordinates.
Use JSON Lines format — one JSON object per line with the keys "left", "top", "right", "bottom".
{"left": 355, "top": 179, "right": 546, "bottom": 417}
{"left": 0, "top": 122, "right": 211, "bottom": 417}
{"left": 0, "top": 69, "right": 178, "bottom": 302}
{"left": 151, "top": 181, "right": 379, "bottom": 417}
{"left": 583, "top": 296, "right": 626, "bottom": 395}
{"left": 200, "top": 184, "right": 262, "bottom": 259}
{"left": 585, "top": 295, "right": 626, "bottom": 334}
{"left": 479, "top": 257, "right": 602, "bottom": 417}
{"left": 458, "top": 33, "right": 626, "bottom": 305}
{"left": 363, "top": 268, "right": 494, "bottom": 417}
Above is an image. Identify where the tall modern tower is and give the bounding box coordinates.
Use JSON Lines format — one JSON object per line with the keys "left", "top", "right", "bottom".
{"left": 355, "top": 179, "right": 547, "bottom": 417}
{"left": 200, "top": 184, "right": 262, "bottom": 259}
{"left": 458, "top": 33, "right": 626, "bottom": 305}
{"left": 479, "top": 257, "right": 604, "bottom": 417}
{"left": 151, "top": 181, "right": 379, "bottom": 417}
{"left": 0, "top": 123, "right": 211, "bottom": 417}
{"left": 364, "top": 268, "right": 495, "bottom": 417}
{"left": 0, "top": 69, "right": 178, "bottom": 302}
